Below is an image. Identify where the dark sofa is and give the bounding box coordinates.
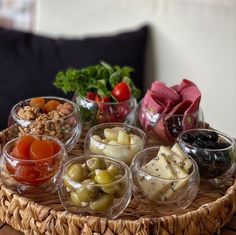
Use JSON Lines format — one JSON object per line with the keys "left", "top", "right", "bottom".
{"left": 0, "top": 26, "right": 148, "bottom": 130}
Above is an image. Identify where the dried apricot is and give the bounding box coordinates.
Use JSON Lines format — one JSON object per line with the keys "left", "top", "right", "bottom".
{"left": 13, "top": 135, "right": 36, "bottom": 159}
{"left": 45, "top": 100, "right": 61, "bottom": 113}
{"left": 29, "top": 97, "right": 45, "bottom": 110}
{"left": 30, "top": 140, "right": 54, "bottom": 160}
{"left": 49, "top": 140, "right": 61, "bottom": 154}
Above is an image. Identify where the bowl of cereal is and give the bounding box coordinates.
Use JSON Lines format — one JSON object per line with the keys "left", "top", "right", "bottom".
{"left": 8, "top": 96, "right": 82, "bottom": 151}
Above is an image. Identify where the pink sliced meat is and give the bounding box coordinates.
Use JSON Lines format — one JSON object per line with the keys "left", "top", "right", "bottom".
{"left": 172, "top": 79, "right": 197, "bottom": 93}
{"left": 150, "top": 81, "right": 180, "bottom": 106}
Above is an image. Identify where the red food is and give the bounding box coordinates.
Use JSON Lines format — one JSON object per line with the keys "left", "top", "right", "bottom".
{"left": 49, "top": 141, "right": 61, "bottom": 154}
{"left": 112, "top": 82, "right": 131, "bottom": 102}
{"left": 13, "top": 164, "right": 50, "bottom": 185}
{"left": 30, "top": 140, "right": 54, "bottom": 160}
{"left": 86, "top": 92, "right": 96, "bottom": 101}
{"left": 13, "top": 135, "right": 36, "bottom": 159}
{"left": 139, "top": 79, "right": 201, "bottom": 144}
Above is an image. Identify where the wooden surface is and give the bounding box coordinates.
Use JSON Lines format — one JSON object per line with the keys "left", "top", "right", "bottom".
{"left": 1, "top": 215, "right": 236, "bottom": 235}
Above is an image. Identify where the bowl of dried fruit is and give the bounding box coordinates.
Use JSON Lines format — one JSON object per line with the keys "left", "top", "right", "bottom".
{"left": 8, "top": 96, "right": 82, "bottom": 151}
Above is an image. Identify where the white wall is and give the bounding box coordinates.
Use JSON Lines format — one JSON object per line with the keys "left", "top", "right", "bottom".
{"left": 35, "top": 0, "right": 236, "bottom": 137}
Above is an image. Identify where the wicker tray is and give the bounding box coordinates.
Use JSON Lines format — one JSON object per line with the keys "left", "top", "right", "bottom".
{"left": 0, "top": 126, "right": 236, "bottom": 235}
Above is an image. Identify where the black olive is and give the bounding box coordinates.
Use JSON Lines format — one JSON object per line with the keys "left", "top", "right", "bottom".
{"left": 193, "top": 139, "right": 206, "bottom": 148}
{"left": 196, "top": 133, "right": 209, "bottom": 142}
{"left": 182, "top": 133, "right": 195, "bottom": 143}
{"left": 206, "top": 131, "right": 218, "bottom": 142}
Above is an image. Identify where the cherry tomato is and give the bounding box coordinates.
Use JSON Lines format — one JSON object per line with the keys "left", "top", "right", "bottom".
{"left": 44, "top": 100, "right": 61, "bottom": 113}
{"left": 95, "top": 95, "right": 102, "bottom": 103}
{"left": 30, "top": 140, "right": 54, "bottom": 160}
{"left": 13, "top": 135, "right": 36, "bottom": 159}
{"left": 112, "top": 82, "right": 131, "bottom": 102}
{"left": 86, "top": 92, "right": 96, "bottom": 101}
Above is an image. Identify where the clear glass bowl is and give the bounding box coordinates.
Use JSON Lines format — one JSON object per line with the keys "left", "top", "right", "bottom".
{"left": 58, "top": 155, "right": 132, "bottom": 219}
{"left": 134, "top": 102, "right": 204, "bottom": 146}
{"left": 73, "top": 94, "right": 137, "bottom": 131}
{"left": 177, "top": 129, "right": 236, "bottom": 181}
{"left": 130, "top": 146, "right": 200, "bottom": 215}
{"left": 0, "top": 135, "right": 67, "bottom": 195}
{"left": 8, "top": 96, "right": 82, "bottom": 151}
{"left": 84, "top": 123, "right": 147, "bottom": 165}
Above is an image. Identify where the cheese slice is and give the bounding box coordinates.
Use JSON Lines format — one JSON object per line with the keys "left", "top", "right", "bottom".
{"left": 142, "top": 154, "right": 175, "bottom": 179}
{"left": 160, "top": 178, "right": 189, "bottom": 201}
{"left": 139, "top": 153, "right": 176, "bottom": 201}
{"left": 171, "top": 143, "right": 193, "bottom": 172}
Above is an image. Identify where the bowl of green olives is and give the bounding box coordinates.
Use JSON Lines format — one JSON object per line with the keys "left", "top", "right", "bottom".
{"left": 58, "top": 155, "right": 132, "bottom": 219}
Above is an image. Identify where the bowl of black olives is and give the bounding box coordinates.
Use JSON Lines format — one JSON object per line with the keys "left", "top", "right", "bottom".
{"left": 58, "top": 155, "right": 132, "bottom": 219}
{"left": 177, "top": 129, "right": 235, "bottom": 180}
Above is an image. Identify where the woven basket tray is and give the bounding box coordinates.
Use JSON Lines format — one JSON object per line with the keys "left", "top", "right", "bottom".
{"left": 0, "top": 126, "right": 236, "bottom": 235}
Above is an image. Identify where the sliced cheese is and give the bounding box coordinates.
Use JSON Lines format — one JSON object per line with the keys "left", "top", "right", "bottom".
{"left": 143, "top": 154, "right": 175, "bottom": 179}
{"left": 138, "top": 175, "right": 172, "bottom": 201}
{"left": 160, "top": 178, "right": 189, "bottom": 201}
{"left": 171, "top": 143, "right": 193, "bottom": 172}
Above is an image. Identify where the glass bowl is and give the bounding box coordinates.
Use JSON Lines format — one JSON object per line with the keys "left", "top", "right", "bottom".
{"left": 8, "top": 96, "right": 82, "bottom": 151}
{"left": 0, "top": 135, "right": 67, "bottom": 195}
{"left": 73, "top": 94, "right": 137, "bottom": 131}
{"left": 134, "top": 102, "right": 204, "bottom": 146}
{"left": 84, "top": 123, "right": 147, "bottom": 165}
{"left": 130, "top": 146, "right": 200, "bottom": 215}
{"left": 58, "top": 155, "right": 132, "bottom": 219}
{"left": 177, "top": 129, "right": 236, "bottom": 183}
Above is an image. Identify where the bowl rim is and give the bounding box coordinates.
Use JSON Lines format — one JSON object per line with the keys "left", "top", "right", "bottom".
{"left": 137, "top": 100, "right": 203, "bottom": 117}
{"left": 131, "top": 145, "right": 199, "bottom": 180}
{"left": 10, "top": 96, "right": 79, "bottom": 123}
{"left": 3, "top": 134, "right": 66, "bottom": 162}
{"left": 62, "top": 154, "right": 132, "bottom": 187}
{"left": 177, "top": 128, "right": 235, "bottom": 151}
{"left": 74, "top": 93, "right": 137, "bottom": 105}
{"left": 85, "top": 122, "right": 147, "bottom": 147}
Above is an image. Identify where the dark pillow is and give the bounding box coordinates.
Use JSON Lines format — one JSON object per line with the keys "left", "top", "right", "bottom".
{"left": 0, "top": 26, "right": 148, "bottom": 130}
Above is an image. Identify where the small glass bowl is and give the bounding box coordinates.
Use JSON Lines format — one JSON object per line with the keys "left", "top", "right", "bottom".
{"left": 73, "top": 94, "right": 137, "bottom": 131}
{"left": 130, "top": 146, "right": 200, "bottom": 215}
{"left": 0, "top": 135, "right": 67, "bottom": 195}
{"left": 8, "top": 96, "right": 82, "bottom": 151}
{"left": 58, "top": 155, "right": 132, "bottom": 219}
{"left": 177, "top": 129, "right": 236, "bottom": 182}
{"left": 134, "top": 102, "right": 204, "bottom": 146}
{"left": 84, "top": 123, "right": 147, "bottom": 165}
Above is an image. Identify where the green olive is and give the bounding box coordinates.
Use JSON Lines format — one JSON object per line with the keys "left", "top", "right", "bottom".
{"left": 107, "top": 164, "right": 121, "bottom": 176}
{"left": 86, "top": 157, "right": 106, "bottom": 171}
{"left": 89, "top": 194, "right": 114, "bottom": 212}
{"left": 101, "top": 183, "right": 120, "bottom": 194}
{"left": 76, "top": 185, "right": 96, "bottom": 202}
{"left": 94, "top": 170, "right": 114, "bottom": 184}
{"left": 70, "top": 191, "right": 82, "bottom": 207}
{"left": 63, "top": 178, "right": 75, "bottom": 191}
{"left": 67, "top": 163, "right": 86, "bottom": 182}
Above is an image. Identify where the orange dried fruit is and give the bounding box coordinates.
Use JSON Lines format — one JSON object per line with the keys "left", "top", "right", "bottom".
{"left": 14, "top": 135, "right": 36, "bottom": 159}
{"left": 29, "top": 140, "right": 54, "bottom": 160}
{"left": 44, "top": 100, "right": 61, "bottom": 113}
{"left": 29, "top": 97, "right": 45, "bottom": 110}
{"left": 49, "top": 140, "right": 61, "bottom": 154}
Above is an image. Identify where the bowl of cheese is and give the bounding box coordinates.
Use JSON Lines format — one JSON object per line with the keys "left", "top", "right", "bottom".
{"left": 130, "top": 143, "right": 200, "bottom": 214}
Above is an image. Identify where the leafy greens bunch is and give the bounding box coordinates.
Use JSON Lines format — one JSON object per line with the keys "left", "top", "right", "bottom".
{"left": 54, "top": 62, "right": 141, "bottom": 102}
